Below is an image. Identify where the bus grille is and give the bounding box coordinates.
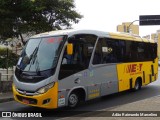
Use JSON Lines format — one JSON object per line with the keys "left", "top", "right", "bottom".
{"left": 16, "top": 95, "right": 37, "bottom": 105}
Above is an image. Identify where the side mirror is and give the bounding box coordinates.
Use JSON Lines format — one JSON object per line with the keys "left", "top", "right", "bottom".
{"left": 67, "top": 43, "right": 73, "bottom": 55}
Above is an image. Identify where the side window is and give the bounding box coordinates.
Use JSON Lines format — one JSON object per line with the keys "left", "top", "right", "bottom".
{"left": 102, "top": 39, "right": 118, "bottom": 63}
{"left": 92, "top": 39, "right": 102, "bottom": 64}
{"left": 145, "top": 43, "right": 152, "bottom": 60}
{"left": 148, "top": 43, "right": 157, "bottom": 60}
{"left": 153, "top": 43, "right": 157, "bottom": 59}
{"left": 93, "top": 38, "right": 157, "bottom": 64}
{"left": 137, "top": 42, "right": 145, "bottom": 61}
{"left": 125, "top": 41, "right": 138, "bottom": 62}
{"left": 93, "top": 38, "right": 120, "bottom": 64}
{"left": 124, "top": 41, "right": 157, "bottom": 62}
{"left": 130, "top": 42, "right": 138, "bottom": 61}
{"left": 59, "top": 34, "right": 97, "bottom": 80}
{"left": 118, "top": 40, "right": 126, "bottom": 62}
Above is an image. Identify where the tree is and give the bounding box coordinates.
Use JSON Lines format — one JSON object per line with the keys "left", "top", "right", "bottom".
{"left": 0, "top": 47, "right": 19, "bottom": 68}
{"left": 0, "top": 0, "right": 82, "bottom": 45}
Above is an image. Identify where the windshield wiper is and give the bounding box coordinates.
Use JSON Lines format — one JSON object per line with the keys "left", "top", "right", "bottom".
{"left": 30, "top": 47, "right": 42, "bottom": 76}
{"left": 30, "top": 47, "right": 38, "bottom": 64}
{"left": 35, "top": 57, "right": 41, "bottom": 75}
{"left": 28, "top": 47, "right": 39, "bottom": 71}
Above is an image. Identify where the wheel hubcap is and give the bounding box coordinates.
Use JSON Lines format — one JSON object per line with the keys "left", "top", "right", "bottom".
{"left": 69, "top": 94, "right": 78, "bottom": 106}
{"left": 135, "top": 82, "right": 139, "bottom": 90}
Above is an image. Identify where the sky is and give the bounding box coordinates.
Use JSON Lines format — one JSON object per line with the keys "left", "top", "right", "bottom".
{"left": 72, "top": 0, "right": 160, "bottom": 37}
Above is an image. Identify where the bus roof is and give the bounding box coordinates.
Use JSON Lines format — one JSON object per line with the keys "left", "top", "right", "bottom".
{"left": 31, "top": 29, "right": 155, "bottom": 43}
{"left": 31, "top": 29, "right": 110, "bottom": 38}
{"left": 109, "top": 32, "right": 155, "bottom": 43}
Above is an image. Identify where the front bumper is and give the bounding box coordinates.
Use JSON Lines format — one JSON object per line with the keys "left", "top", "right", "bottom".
{"left": 12, "top": 82, "right": 58, "bottom": 109}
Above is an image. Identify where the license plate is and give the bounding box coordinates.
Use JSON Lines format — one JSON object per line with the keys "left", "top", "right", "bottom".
{"left": 22, "top": 99, "right": 29, "bottom": 104}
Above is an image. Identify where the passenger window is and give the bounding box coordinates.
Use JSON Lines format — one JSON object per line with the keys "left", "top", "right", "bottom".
{"left": 93, "top": 38, "right": 120, "bottom": 64}
{"left": 59, "top": 34, "right": 97, "bottom": 80}
{"left": 92, "top": 39, "right": 102, "bottom": 64}
{"left": 137, "top": 42, "right": 145, "bottom": 61}
{"left": 93, "top": 38, "right": 158, "bottom": 64}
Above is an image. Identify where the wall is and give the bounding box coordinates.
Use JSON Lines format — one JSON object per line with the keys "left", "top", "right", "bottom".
{"left": 0, "top": 68, "right": 14, "bottom": 93}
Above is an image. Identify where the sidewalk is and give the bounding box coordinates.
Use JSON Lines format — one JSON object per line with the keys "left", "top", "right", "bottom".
{"left": 0, "top": 92, "right": 14, "bottom": 103}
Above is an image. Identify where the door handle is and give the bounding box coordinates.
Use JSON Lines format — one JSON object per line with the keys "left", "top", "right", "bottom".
{"left": 74, "top": 78, "right": 80, "bottom": 84}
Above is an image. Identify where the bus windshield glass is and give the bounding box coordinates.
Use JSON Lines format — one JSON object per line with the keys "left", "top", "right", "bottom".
{"left": 17, "top": 36, "right": 65, "bottom": 72}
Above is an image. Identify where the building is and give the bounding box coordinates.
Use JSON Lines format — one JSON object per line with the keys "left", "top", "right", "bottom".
{"left": 142, "top": 35, "right": 151, "bottom": 39}
{"left": 117, "top": 22, "right": 139, "bottom": 35}
{"left": 151, "top": 30, "right": 160, "bottom": 58}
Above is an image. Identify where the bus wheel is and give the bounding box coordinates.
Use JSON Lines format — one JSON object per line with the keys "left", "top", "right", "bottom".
{"left": 133, "top": 79, "right": 141, "bottom": 91}
{"left": 68, "top": 92, "right": 79, "bottom": 107}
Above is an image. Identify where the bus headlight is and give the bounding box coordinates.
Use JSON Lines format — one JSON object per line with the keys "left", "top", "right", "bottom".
{"left": 37, "top": 82, "right": 55, "bottom": 94}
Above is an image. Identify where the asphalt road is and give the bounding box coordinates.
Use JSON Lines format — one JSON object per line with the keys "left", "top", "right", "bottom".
{"left": 0, "top": 69, "right": 160, "bottom": 119}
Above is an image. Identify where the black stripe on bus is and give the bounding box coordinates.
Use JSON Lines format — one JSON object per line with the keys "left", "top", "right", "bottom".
{"left": 151, "top": 65, "right": 154, "bottom": 76}
{"left": 143, "top": 71, "right": 145, "bottom": 83}
{"left": 130, "top": 78, "right": 133, "bottom": 89}
{"left": 149, "top": 74, "right": 152, "bottom": 83}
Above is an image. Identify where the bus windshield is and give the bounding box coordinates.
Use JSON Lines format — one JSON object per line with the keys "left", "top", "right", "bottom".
{"left": 17, "top": 36, "right": 65, "bottom": 72}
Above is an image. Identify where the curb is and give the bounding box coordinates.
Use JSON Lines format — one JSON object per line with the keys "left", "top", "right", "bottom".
{"left": 0, "top": 97, "right": 14, "bottom": 103}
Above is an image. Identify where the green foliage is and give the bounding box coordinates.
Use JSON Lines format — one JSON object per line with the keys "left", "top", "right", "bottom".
{"left": 0, "top": 47, "right": 19, "bottom": 68}
{"left": 0, "top": 0, "right": 82, "bottom": 44}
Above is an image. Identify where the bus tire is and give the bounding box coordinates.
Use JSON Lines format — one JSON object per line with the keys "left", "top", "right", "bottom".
{"left": 68, "top": 92, "right": 79, "bottom": 108}
{"left": 133, "top": 79, "right": 141, "bottom": 91}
